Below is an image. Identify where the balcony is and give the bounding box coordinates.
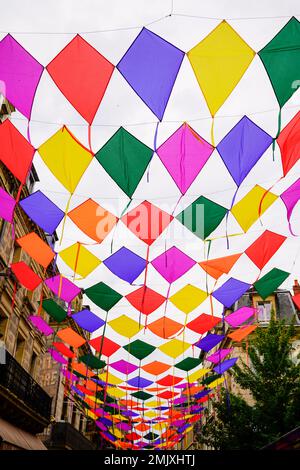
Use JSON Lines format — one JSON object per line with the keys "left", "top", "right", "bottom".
{"left": 0, "top": 350, "right": 52, "bottom": 433}
{"left": 45, "top": 422, "right": 95, "bottom": 450}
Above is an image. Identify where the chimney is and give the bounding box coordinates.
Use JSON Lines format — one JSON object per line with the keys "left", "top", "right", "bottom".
{"left": 293, "top": 279, "right": 300, "bottom": 296}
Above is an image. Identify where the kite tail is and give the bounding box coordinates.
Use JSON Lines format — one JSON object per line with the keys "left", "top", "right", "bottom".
{"left": 59, "top": 193, "right": 73, "bottom": 246}
{"left": 147, "top": 121, "right": 159, "bottom": 183}
{"left": 225, "top": 187, "right": 239, "bottom": 249}
{"left": 258, "top": 176, "right": 283, "bottom": 226}
{"left": 110, "top": 197, "right": 132, "bottom": 253}
{"left": 88, "top": 124, "right": 93, "bottom": 154}
{"left": 27, "top": 120, "right": 32, "bottom": 145}
{"left": 272, "top": 107, "right": 282, "bottom": 161}
{"left": 141, "top": 245, "right": 150, "bottom": 331}
{"left": 210, "top": 116, "right": 215, "bottom": 147}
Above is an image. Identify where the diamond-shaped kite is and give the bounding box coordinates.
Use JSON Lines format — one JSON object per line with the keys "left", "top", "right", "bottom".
{"left": 104, "top": 247, "right": 147, "bottom": 283}
{"left": 117, "top": 28, "right": 184, "bottom": 121}
{"left": 176, "top": 195, "right": 227, "bottom": 240}
{"left": 38, "top": 126, "right": 93, "bottom": 194}
{"left": 157, "top": 123, "right": 214, "bottom": 194}
{"left": 259, "top": 17, "right": 300, "bottom": 108}
{"left": 68, "top": 198, "right": 117, "bottom": 243}
{"left": 0, "top": 120, "right": 35, "bottom": 183}
{"left": 187, "top": 21, "right": 255, "bottom": 116}
{"left": 95, "top": 127, "right": 153, "bottom": 198}
{"left": 121, "top": 200, "right": 172, "bottom": 245}
{"left": 47, "top": 35, "right": 114, "bottom": 124}
{"left": 0, "top": 34, "right": 43, "bottom": 119}
{"left": 20, "top": 190, "right": 65, "bottom": 235}
{"left": 151, "top": 246, "right": 196, "bottom": 283}
{"left": 217, "top": 116, "right": 273, "bottom": 187}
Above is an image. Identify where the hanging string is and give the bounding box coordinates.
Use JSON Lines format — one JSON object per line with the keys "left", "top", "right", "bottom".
{"left": 59, "top": 192, "right": 73, "bottom": 246}
{"left": 147, "top": 121, "right": 160, "bottom": 182}
{"left": 225, "top": 186, "right": 239, "bottom": 249}
{"left": 141, "top": 245, "right": 150, "bottom": 330}
{"left": 210, "top": 116, "right": 215, "bottom": 147}
{"left": 88, "top": 124, "right": 93, "bottom": 154}
{"left": 272, "top": 107, "right": 282, "bottom": 161}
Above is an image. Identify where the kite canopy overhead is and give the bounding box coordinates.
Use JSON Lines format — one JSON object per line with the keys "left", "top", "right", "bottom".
{"left": 157, "top": 123, "right": 214, "bottom": 194}
{"left": 245, "top": 230, "right": 286, "bottom": 270}
{"left": 117, "top": 27, "right": 184, "bottom": 120}
{"left": 0, "top": 187, "right": 16, "bottom": 223}
{"left": 187, "top": 313, "right": 221, "bottom": 335}
{"left": 38, "top": 126, "right": 93, "bottom": 194}
{"left": 126, "top": 286, "right": 165, "bottom": 315}
{"left": 89, "top": 336, "right": 120, "bottom": 356}
{"left": 148, "top": 317, "right": 183, "bottom": 339}
{"left": 254, "top": 268, "right": 290, "bottom": 299}
{"left": 231, "top": 185, "right": 278, "bottom": 232}
{"left": 47, "top": 35, "right": 114, "bottom": 124}
{"left": 72, "top": 309, "right": 105, "bottom": 333}
{"left": 59, "top": 242, "right": 101, "bottom": 278}
{"left": 19, "top": 190, "right": 65, "bottom": 234}
{"left": 95, "top": 127, "right": 153, "bottom": 199}
{"left": 0, "top": 34, "right": 43, "bottom": 119}
{"left": 176, "top": 195, "right": 227, "bottom": 240}
{"left": 151, "top": 246, "right": 196, "bottom": 283}
{"left": 11, "top": 261, "right": 42, "bottom": 291}
{"left": 124, "top": 339, "right": 156, "bottom": 361}
{"left": 0, "top": 120, "right": 35, "bottom": 184}
{"left": 217, "top": 116, "right": 273, "bottom": 186}
{"left": 121, "top": 200, "right": 173, "bottom": 245}
{"left": 45, "top": 275, "right": 81, "bottom": 303}
{"left": 187, "top": 20, "right": 255, "bottom": 116}
{"left": 170, "top": 284, "right": 208, "bottom": 314}
{"left": 108, "top": 315, "right": 142, "bottom": 338}
{"left": 104, "top": 247, "right": 147, "bottom": 283}
{"left": 259, "top": 17, "right": 300, "bottom": 108}
{"left": 68, "top": 198, "right": 117, "bottom": 243}
{"left": 194, "top": 334, "right": 225, "bottom": 352}
{"left": 17, "top": 232, "right": 55, "bottom": 268}
{"left": 212, "top": 277, "right": 251, "bottom": 308}
{"left": 110, "top": 360, "right": 138, "bottom": 375}
{"left": 141, "top": 361, "right": 170, "bottom": 375}
{"left": 84, "top": 282, "right": 122, "bottom": 311}
{"left": 199, "top": 253, "right": 242, "bottom": 280}
{"left": 277, "top": 111, "right": 300, "bottom": 176}
{"left": 225, "top": 306, "right": 255, "bottom": 327}
{"left": 213, "top": 357, "right": 237, "bottom": 374}
{"left": 41, "top": 298, "right": 67, "bottom": 323}
{"left": 281, "top": 179, "right": 300, "bottom": 233}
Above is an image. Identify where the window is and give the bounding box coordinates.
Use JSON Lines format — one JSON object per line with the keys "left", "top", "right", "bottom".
{"left": 0, "top": 312, "right": 8, "bottom": 341}
{"left": 15, "top": 332, "right": 26, "bottom": 364}
{"left": 30, "top": 351, "right": 38, "bottom": 378}
{"left": 257, "top": 301, "right": 271, "bottom": 322}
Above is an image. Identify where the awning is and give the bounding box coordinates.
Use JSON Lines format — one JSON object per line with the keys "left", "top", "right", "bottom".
{"left": 0, "top": 418, "right": 47, "bottom": 450}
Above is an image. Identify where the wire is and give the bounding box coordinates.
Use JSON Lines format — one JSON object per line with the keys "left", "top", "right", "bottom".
{"left": 0, "top": 12, "right": 299, "bottom": 35}
{"left": 11, "top": 103, "right": 300, "bottom": 128}
{"left": 36, "top": 165, "right": 299, "bottom": 202}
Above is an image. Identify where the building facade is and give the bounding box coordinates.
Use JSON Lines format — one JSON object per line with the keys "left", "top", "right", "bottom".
{"left": 0, "top": 101, "right": 99, "bottom": 450}
{"left": 0, "top": 102, "right": 53, "bottom": 450}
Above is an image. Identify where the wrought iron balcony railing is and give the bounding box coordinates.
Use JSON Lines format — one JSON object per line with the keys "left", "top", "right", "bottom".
{"left": 0, "top": 349, "right": 52, "bottom": 421}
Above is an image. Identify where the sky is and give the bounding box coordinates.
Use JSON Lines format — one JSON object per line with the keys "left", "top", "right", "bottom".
{"left": 1, "top": 0, "right": 300, "bottom": 358}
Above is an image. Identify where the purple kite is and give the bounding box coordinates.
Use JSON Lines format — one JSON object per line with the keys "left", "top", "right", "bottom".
{"left": 0, "top": 34, "right": 43, "bottom": 119}
{"left": 117, "top": 28, "right": 184, "bottom": 121}
{"left": 19, "top": 190, "right": 64, "bottom": 235}
{"left": 104, "top": 247, "right": 147, "bottom": 284}
{"left": 212, "top": 277, "right": 251, "bottom": 308}
{"left": 217, "top": 116, "right": 273, "bottom": 186}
